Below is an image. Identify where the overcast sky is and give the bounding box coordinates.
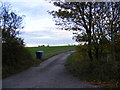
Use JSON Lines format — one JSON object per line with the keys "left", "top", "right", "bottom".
{"left": 1, "top": 0, "right": 78, "bottom": 47}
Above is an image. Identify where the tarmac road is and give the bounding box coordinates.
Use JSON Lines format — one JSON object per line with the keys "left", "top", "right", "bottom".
{"left": 2, "top": 51, "right": 100, "bottom": 88}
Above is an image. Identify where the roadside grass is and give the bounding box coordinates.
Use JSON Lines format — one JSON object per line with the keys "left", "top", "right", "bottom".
{"left": 66, "top": 46, "right": 120, "bottom": 88}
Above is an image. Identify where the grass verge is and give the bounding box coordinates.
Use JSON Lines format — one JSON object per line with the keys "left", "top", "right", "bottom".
{"left": 66, "top": 46, "right": 120, "bottom": 88}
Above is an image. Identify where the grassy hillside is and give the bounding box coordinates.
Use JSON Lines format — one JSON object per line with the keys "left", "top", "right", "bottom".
{"left": 27, "top": 46, "right": 76, "bottom": 60}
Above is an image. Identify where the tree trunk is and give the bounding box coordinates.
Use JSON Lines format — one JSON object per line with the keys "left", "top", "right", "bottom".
{"left": 88, "top": 31, "right": 93, "bottom": 61}
{"left": 88, "top": 3, "right": 93, "bottom": 61}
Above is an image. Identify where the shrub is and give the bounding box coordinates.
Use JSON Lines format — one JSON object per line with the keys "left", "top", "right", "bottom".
{"left": 2, "top": 40, "right": 34, "bottom": 78}
{"left": 66, "top": 45, "right": 120, "bottom": 87}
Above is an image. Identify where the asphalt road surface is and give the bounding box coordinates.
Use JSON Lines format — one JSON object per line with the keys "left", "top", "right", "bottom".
{"left": 2, "top": 51, "right": 100, "bottom": 88}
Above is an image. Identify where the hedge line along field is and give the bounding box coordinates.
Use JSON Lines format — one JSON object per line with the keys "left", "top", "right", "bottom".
{"left": 27, "top": 46, "right": 76, "bottom": 60}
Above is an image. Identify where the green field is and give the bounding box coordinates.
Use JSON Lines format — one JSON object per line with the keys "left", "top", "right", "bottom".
{"left": 27, "top": 46, "right": 76, "bottom": 60}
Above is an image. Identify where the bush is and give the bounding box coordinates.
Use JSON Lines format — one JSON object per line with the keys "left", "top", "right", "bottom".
{"left": 66, "top": 46, "right": 120, "bottom": 87}
{"left": 2, "top": 40, "right": 34, "bottom": 78}
{"left": 1, "top": 3, "right": 35, "bottom": 78}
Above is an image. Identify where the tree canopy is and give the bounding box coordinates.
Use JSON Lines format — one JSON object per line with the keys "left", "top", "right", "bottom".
{"left": 0, "top": 3, "right": 24, "bottom": 45}
{"left": 49, "top": 2, "right": 120, "bottom": 60}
